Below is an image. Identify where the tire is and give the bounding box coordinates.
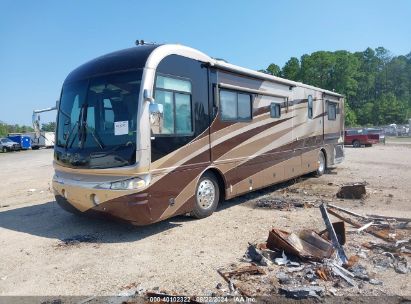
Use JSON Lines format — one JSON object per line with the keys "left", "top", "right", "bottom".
{"left": 191, "top": 172, "right": 220, "bottom": 219}
{"left": 2, "top": 147, "right": 7, "bottom": 153}
{"left": 314, "top": 150, "right": 326, "bottom": 177}
{"left": 352, "top": 140, "right": 361, "bottom": 148}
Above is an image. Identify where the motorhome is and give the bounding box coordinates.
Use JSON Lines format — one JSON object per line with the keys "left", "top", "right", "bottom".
{"left": 53, "top": 43, "right": 344, "bottom": 225}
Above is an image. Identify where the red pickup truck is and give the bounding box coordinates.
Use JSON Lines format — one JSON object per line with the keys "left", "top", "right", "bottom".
{"left": 344, "top": 129, "right": 380, "bottom": 147}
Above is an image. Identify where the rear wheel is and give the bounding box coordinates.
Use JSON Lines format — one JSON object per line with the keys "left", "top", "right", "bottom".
{"left": 315, "top": 150, "right": 326, "bottom": 177}
{"left": 2, "top": 147, "right": 7, "bottom": 153}
{"left": 352, "top": 140, "right": 361, "bottom": 148}
{"left": 191, "top": 172, "right": 220, "bottom": 219}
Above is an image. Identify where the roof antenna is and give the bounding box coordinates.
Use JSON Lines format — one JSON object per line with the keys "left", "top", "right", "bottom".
{"left": 135, "top": 39, "right": 156, "bottom": 46}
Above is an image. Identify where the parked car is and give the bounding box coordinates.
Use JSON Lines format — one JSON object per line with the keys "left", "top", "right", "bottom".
{"left": 0, "top": 137, "right": 21, "bottom": 152}
{"left": 365, "top": 128, "right": 385, "bottom": 143}
{"left": 344, "top": 129, "right": 379, "bottom": 147}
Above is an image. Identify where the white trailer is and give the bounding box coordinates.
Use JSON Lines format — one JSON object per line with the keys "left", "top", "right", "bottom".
{"left": 28, "top": 131, "right": 55, "bottom": 149}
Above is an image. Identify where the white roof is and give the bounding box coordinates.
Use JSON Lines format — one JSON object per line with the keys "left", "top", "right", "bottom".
{"left": 145, "top": 44, "right": 343, "bottom": 98}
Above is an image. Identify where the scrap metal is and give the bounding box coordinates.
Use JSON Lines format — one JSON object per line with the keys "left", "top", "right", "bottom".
{"left": 319, "top": 203, "right": 348, "bottom": 265}
{"left": 267, "top": 228, "right": 334, "bottom": 261}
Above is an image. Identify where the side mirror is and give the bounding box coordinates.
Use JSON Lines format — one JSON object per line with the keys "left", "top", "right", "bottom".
{"left": 149, "top": 103, "right": 164, "bottom": 135}
{"left": 143, "top": 89, "right": 154, "bottom": 102}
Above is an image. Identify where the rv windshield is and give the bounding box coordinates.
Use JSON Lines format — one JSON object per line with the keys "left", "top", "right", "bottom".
{"left": 55, "top": 71, "right": 142, "bottom": 169}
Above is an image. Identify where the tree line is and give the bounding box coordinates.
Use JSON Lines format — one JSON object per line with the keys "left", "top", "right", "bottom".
{"left": 259, "top": 47, "right": 411, "bottom": 126}
{"left": 0, "top": 122, "right": 55, "bottom": 137}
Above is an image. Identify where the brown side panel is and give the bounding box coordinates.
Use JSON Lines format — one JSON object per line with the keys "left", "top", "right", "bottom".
{"left": 210, "top": 71, "right": 294, "bottom": 197}
{"left": 92, "top": 165, "right": 205, "bottom": 225}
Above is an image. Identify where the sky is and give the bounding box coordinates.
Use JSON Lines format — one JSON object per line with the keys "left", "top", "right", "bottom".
{"left": 1, "top": 0, "right": 410, "bottom": 125}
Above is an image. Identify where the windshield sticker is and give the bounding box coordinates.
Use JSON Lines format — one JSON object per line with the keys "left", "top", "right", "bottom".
{"left": 114, "top": 121, "right": 129, "bottom": 136}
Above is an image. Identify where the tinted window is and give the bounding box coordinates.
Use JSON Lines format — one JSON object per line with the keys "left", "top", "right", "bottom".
{"left": 154, "top": 75, "right": 193, "bottom": 135}
{"left": 328, "top": 102, "right": 337, "bottom": 120}
{"left": 270, "top": 103, "right": 281, "bottom": 118}
{"left": 220, "top": 90, "right": 252, "bottom": 121}
{"left": 175, "top": 93, "right": 192, "bottom": 134}
{"left": 55, "top": 71, "right": 141, "bottom": 169}
{"left": 103, "top": 99, "right": 114, "bottom": 130}
{"left": 308, "top": 95, "right": 313, "bottom": 119}
{"left": 155, "top": 90, "right": 174, "bottom": 134}
{"left": 238, "top": 94, "right": 251, "bottom": 120}
{"left": 151, "top": 55, "right": 209, "bottom": 163}
{"left": 156, "top": 75, "right": 191, "bottom": 92}
{"left": 220, "top": 90, "right": 237, "bottom": 120}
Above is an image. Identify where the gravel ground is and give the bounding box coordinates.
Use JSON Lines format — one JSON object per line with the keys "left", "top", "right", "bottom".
{"left": 0, "top": 145, "right": 410, "bottom": 297}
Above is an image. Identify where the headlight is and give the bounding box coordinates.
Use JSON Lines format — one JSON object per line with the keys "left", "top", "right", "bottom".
{"left": 97, "top": 175, "right": 150, "bottom": 190}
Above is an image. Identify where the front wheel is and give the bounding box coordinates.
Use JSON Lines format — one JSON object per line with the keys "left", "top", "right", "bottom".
{"left": 314, "top": 151, "right": 326, "bottom": 177}
{"left": 2, "top": 147, "right": 7, "bottom": 153}
{"left": 191, "top": 172, "right": 220, "bottom": 219}
{"left": 353, "top": 140, "right": 361, "bottom": 148}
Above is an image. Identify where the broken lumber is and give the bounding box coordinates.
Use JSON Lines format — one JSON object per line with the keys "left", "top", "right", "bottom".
{"left": 219, "top": 265, "right": 265, "bottom": 278}
{"left": 327, "top": 207, "right": 395, "bottom": 243}
{"left": 366, "top": 214, "right": 411, "bottom": 223}
{"left": 328, "top": 203, "right": 369, "bottom": 220}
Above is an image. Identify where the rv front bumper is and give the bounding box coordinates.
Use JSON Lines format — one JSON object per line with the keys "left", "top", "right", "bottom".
{"left": 52, "top": 176, "right": 155, "bottom": 225}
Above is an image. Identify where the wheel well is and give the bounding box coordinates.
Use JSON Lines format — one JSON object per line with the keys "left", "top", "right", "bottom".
{"left": 204, "top": 168, "right": 226, "bottom": 201}
{"left": 320, "top": 148, "right": 327, "bottom": 168}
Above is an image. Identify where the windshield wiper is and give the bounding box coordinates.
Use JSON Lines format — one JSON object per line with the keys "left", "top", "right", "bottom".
{"left": 78, "top": 104, "right": 88, "bottom": 149}
{"left": 90, "top": 141, "right": 134, "bottom": 159}
{"left": 64, "top": 103, "right": 87, "bottom": 150}
{"left": 84, "top": 123, "right": 105, "bottom": 150}
{"left": 64, "top": 120, "right": 79, "bottom": 150}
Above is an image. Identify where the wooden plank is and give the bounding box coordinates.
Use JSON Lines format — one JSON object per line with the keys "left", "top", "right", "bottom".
{"left": 327, "top": 208, "right": 394, "bottom": 243}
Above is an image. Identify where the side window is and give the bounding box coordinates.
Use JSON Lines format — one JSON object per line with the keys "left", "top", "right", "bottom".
{"left": 270, "top": 103, "right": 281, "bottom": 118}
{"left": 220, "top": 90, "right": 237, "bottom": 120}
{"left": 308, "top": 95, "right": 313, "bottom": 119}
{"left": 154, "top": 75, "right": 193, "bottom": 135}
{"left": 328, "top": 101, "right": 337, "bottom": 120}
{"left": 220, "top": 90, "right": 252, "bottom": 121}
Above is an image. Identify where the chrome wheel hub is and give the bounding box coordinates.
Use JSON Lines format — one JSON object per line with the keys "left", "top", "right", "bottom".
{"left": 197, "top": 179, "right": 215, "bottom": 209}
{"left": 318, "top": 153, "right": 325, "bottom": 173}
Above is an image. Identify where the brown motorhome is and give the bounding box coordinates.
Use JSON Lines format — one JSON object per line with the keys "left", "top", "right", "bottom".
{"left": 53, "top": 43, "right": 344, "bottom": 225}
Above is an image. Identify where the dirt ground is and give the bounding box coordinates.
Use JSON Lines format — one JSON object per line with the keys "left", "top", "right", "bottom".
{"left": 0, "top": 145, "right": 410, "bottom": 298}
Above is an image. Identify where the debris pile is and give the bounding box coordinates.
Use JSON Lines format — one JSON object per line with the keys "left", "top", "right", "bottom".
{"left": 255, "top": 196, "right": 315, "bottom": 210}
{"left": 217, "top": 202, "right": 410, "bottom": 299}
